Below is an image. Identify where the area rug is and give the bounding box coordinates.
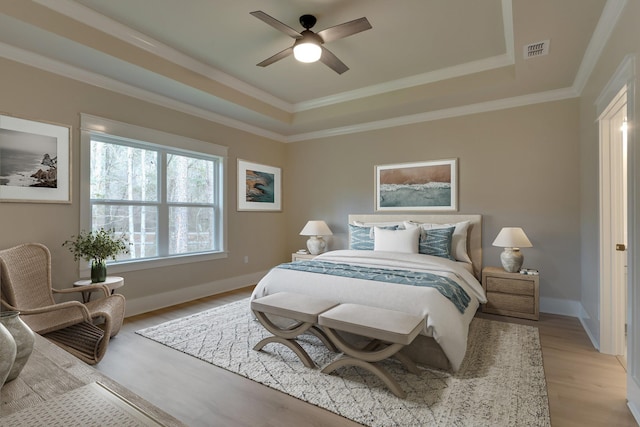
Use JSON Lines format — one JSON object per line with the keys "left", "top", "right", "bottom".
{"left": 136, "top": 299, "right": 550, "bottom": 427}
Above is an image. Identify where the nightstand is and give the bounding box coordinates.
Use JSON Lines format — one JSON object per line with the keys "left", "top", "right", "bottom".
{"left": 291, "top": 252, "right": 316, "bottom": 262}
{"left": 481, "top": 266, "right": 539, "bottom": 320}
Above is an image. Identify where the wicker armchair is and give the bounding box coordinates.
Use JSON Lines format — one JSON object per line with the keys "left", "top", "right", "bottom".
{"left": 0, "top": 243, "right": 125, "bottom": 364}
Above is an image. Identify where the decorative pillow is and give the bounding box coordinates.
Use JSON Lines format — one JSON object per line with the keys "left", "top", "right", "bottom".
{"left": 373, "top": 227, "right": 420, "bottom": 253}
{"left": 418, "top": 226, "right": 455, "bottom": 260}
{"left": 405, "top": 220, "right": 471, "bottom": 264}
{"left": 348, "top": 223, "right": 398, "bottom": 250}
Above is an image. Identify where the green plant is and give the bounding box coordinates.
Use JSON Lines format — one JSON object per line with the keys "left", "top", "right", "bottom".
{"left": 63, "top": 228, "right": 130, "bottom": 263}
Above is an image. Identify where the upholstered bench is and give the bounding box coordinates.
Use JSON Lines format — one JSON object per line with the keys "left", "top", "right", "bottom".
{"left": 251, "top": 292, "right": 338, "bottom": 368}
{"left": 318, "top": 303, "right": 423, "bottom": 398}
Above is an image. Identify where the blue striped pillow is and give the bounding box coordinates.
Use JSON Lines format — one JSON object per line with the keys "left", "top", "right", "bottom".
{"left": 419, "top": 226, "right": 455, "bottom": 260}
{"left": 348, "top": 224, "right": 398, "bottom": 250}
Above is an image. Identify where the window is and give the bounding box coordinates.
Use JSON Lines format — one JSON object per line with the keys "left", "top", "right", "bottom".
{"left": 80, "top": 115, "right": 227, "bottom": 273}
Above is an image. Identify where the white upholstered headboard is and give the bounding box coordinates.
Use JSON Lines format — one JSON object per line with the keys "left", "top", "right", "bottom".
{"left": 348, "top": 214, "right": 482, "bottom": 279}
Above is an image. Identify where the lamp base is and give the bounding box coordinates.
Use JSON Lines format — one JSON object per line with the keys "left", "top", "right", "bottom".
{"left": 306, "top": 236, "right": 326, "bottom": 255}
{"left": 500, "top": 248, "right": 523, "bottom": 273}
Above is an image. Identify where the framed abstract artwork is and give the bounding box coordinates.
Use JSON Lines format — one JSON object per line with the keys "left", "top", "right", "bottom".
{"left": 0, "top": 113, "right": 71, "bottom": 203}
{"left": 237, "top": 159, "right": 281, "bottom": 211}
{"left": 375, "top": 159, "right": 457, "bottom": 211}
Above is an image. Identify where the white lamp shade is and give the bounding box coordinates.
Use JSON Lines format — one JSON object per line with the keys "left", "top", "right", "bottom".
{"left": 492, "top": 227, "right": 532, "bottom": 248}
{"left": 293, "top": 43, "right": 321, "bottom": 63}
{"left": 300, "top": 220, "right": 333, "bottom": 236}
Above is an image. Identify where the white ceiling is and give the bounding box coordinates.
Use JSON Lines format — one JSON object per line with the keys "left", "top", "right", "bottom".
{"left": 0, "top": 0, "right": 615, "bottom": 141}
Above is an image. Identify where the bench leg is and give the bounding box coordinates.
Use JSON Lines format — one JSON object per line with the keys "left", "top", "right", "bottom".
{"left": 321, "top": 356, "right": 407, "bottom": 399}
{"left": 320, "top": 327, "right": 419, "bottom": 398}
{"left": 307, "top": 325, "right": 339, "bottom": 353}
{"left": 253, "top": 336, "right": 316, "bottom": 368}
{"left": 252, "top": 310, "right": 322, "bottom": 368}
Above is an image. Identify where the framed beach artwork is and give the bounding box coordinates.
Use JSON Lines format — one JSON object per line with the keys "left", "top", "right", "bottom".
{"left": 237, "top": 159, "right": 281, "bottom": 211}
{"left": 375, "top": 159, "right": 457, "bottom": 211}
{"left": 0, "top": 114, "right": 71, "bottom": 203}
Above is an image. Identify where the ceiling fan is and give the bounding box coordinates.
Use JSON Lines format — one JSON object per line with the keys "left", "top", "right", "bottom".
{"left": 250, "top": 11, "right": 372, "bottom": 75}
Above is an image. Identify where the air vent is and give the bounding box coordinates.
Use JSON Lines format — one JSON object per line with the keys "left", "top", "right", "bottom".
{"left": 524, "top": 40, "right": 550, "bottom": 59}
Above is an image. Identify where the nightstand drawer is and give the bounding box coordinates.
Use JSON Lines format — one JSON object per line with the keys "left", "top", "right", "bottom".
{"left": 485, "top": 291, "right": 535, "bottom": 314}
{"left": 486, "top": 276, "right": 534, "bottom": 296}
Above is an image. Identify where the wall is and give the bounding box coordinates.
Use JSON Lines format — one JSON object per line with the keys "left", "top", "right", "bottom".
{"left": 0, "top": 57, "right": 287, "bottom": 313}
{"left": 0, "top": 55, "right": 585, "bottom": 316}
{"left": 285, "top": 99, "right": 583, "bottom": 309}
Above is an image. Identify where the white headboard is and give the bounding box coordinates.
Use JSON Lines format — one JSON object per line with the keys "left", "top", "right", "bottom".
{"left": 348, "top": 214, "right": 482, "bottom": 279}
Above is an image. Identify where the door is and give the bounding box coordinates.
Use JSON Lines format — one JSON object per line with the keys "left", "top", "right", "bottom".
{"left": 599, "top": 87, "right": 627, "bottom": 356}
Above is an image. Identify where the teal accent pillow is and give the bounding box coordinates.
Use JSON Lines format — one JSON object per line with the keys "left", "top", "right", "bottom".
{"left": 419, "top": 226, "right": 455, "bottom": 260}
{"left": 348, "top": 224, "right": 398, "bottom": 250}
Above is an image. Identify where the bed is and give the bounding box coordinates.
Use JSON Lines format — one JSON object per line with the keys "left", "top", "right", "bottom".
{"left": 250, "top": 214, "right": 486, "bottom": 371}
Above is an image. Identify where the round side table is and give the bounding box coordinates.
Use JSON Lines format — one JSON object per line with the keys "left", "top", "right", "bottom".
{"left": 73, "top": 276, "right": 124, "bottom": 303}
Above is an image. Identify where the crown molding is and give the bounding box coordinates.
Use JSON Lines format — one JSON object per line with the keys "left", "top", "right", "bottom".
{"left": 0, "top": 42, "right": 287, "bottom": 142}
{"left": 2, "top": 0, "right": 622, "bottom": 145}
{"left": 32, "top": 0, "right": 294, "bottom": 114}
{"left": 33, "top": 0, "right": 517, "bottom": 116}
{"left": 502, "top": 0, "right": 515, "bottom": 62}
{"left": 0, "top": 40, "right": 579, "bottom": 144}
{"left": 572, "top": 0, "right": 628, "bottom": 95}
{"left": 285, "top": 87, "right": 579, "bottom": 142}
{"left": 293, "top": 54, "right": 514, "bottom": 112}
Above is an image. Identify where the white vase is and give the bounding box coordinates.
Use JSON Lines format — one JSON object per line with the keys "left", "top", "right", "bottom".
{"left": 0, "top": 322, "right": 16, "bottom": 387}
{"left": 0, "top": 311, "right": 35, "bottom": 383}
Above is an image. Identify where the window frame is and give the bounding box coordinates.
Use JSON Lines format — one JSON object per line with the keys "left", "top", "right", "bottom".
{"left": 80, "top": 114, "right": 228, "bottom": 277}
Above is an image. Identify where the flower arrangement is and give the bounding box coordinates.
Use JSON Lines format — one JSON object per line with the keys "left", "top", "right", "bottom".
{"left": 63, "top": 228, "right": 130, "bottom": 282}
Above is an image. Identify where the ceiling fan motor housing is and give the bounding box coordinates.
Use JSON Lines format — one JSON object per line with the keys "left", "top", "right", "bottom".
{"left": 299, "top": 14, "right": 317, "bottom": 30}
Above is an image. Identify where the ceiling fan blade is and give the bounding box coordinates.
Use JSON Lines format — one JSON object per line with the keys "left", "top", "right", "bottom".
{"left": 320, "top": 46, "right": 349, "bottom": 74}
{"left": 317, "top": 17, "right": 372, "bottom": 43}
{"left": 250, "top": 11, "right": 302, "bottom": 39}
{"left": 257, "top": 46, "right": 294, "bottom": 67}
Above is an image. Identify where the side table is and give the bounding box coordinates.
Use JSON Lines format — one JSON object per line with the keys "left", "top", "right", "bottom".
{"left": 73, "top": 276, "right": 124, "bottom": 303}
{"left": 481, "top": 267, "right": 539, "bottom": 320}
{"left": 291, "top": 252, "right": 316, "bottom": 262}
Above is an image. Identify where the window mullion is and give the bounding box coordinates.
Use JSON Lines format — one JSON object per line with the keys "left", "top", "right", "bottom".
{"left": 158, "top": 151, "right": 169, "bottom": 257}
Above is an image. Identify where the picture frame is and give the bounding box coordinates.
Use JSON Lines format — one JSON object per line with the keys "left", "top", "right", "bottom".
{"left": 0, "top": 113, "right": 71, "bottom": 203}
{"left": 237, "top": 159, "right": 281, "bottom": 211}
{"left": 375, "top": 158, "right": 457, "bottom": 211}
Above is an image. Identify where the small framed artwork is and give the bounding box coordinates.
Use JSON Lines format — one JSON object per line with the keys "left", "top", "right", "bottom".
{"left": 0, "top": 113, "right": 71, "bottom": 203}
{"left": 375, "top": 158, "right": 457, "bottom": 211}
{"left": 237, "top": 159, "right": 281, "bottom": 211}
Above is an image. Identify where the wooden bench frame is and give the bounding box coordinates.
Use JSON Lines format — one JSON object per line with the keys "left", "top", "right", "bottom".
{"left": 251, "top": 293, "right": 338, "bottom": 368}
{"left": 318, "top": 304, "right": 423, "bottom": 399}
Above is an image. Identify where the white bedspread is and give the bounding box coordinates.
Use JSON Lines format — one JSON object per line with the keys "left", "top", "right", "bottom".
{"left": 250, "top": 250, "right": 486, "bottom": 371}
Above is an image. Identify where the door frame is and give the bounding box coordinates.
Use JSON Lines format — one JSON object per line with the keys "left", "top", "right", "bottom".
{"left": 596, "top": 53, "right": 639, "bottom": 421}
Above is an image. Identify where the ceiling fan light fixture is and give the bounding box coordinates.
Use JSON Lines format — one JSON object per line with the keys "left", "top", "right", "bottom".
{"left": 293, "top": 41, "right": 321, "bottom": 63}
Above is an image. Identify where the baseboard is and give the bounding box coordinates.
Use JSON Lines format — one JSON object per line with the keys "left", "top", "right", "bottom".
{"left": 628, "top": 375, "right": 640, "bottom": 425}
{"left": 539, "top": 296, "right": 583, "bottom": 317}
{"left": 124, "top": 270, "right": 267, "bottom": 317}
{"left": 578, "top": 315, "right": 600, "bottom": 351}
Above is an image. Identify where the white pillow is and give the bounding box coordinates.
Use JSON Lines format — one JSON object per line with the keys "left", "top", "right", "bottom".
{"left": 404, "top": 220, "right": 472, "bottom": 264}
{"left": 374, "top": 227, "right": 419, "bottom": 253}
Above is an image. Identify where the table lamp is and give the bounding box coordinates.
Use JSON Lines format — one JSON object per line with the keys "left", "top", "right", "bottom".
{"left": 492, "top": 227, "right": 532, "bottom": 273}
{"left": 300, "top": 220, "right": 333, "bottom": 255}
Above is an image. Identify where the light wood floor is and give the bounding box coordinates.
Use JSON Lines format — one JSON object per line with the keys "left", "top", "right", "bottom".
{"left": 95, "top": 287, "right": 637, "bottom": 427}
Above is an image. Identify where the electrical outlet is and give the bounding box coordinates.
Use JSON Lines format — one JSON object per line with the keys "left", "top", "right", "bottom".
{"left": 243, "top": 255, "right": 249, "bottom": 264}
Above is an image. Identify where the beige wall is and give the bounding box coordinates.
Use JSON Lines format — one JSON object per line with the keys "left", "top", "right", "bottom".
{"left": 1, "top": 56, "right": 584, "bottom": 313}
{"left": 578, "top": 0, "right": 640, "bottom": 344}
{"left": 285, "top": 99, "right": 582, "bottom": 302}
{"left": 0, "top": 57, "right": 288, "bottom": 305}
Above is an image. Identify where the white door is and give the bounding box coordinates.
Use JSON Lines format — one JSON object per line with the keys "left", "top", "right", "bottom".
{"left": 599, "top": 87, "right": 627, "bottom": 356}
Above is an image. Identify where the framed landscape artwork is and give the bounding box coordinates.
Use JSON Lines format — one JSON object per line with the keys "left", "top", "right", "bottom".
{"left": 237, "top": 159, "right": 282, "bottom": 211}
{"left": 0, "top": 113, "right": 71, "bottom": 203}
{"left": 375, "top": 159, "right": 457, "bottom": 211}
